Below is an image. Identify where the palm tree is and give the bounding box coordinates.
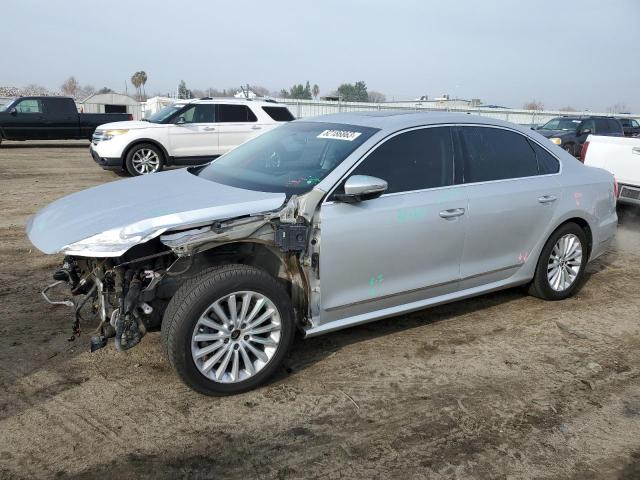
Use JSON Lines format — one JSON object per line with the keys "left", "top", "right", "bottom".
{"left": 130, "top": 72, "right": 141, "bottom": 100}
{"left": 139, "top": 71, "right": 148, "bottom": 99}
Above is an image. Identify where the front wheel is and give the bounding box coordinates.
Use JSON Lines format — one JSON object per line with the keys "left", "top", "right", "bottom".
{"left": 125, "top": 143, "right": 164, "bottom": 176}
{"left": 562, "top": 143, "right": 575, "bottom": 156}
{"left": 161, "top": 265, "right": 295, "bottom": 396}
{"left": 528, "top": 223, "right": 588, "bottom": 300}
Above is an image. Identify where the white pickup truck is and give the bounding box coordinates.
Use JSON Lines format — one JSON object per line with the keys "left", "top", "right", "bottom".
{"left": 581, "top": 135, "right": 640, "bottom": 206}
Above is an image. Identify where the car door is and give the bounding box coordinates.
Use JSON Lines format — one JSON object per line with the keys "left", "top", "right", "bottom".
{"left": 44, "top": 98, "right": 78, "bottom": 139}
{"left": 455, "top": 126, "right": 562, "bottom": 289}
{"left": 3, "top": 98, "right": 47, "bottom": 140}
{"left": 168, "top": 104, "right": 218, "bottom": 159}
{"left": 216, "top": 104, "right": 262, "bottom": 155}
{"left": 318, "top": 126, "right": 468, "bottom": 324}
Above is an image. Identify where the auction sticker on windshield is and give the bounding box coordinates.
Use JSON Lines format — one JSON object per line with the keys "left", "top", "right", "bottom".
{"left": 317, "top": 130, "right": 362, "bottom": 141}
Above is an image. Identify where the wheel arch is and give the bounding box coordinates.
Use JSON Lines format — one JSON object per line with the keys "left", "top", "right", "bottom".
{"left": 195, "top": 241, "right": 308, "bottom": 325}
{"left": 122, "top": 138, "right": 171, "bottom": 167}
{"left": 549, "top": 216, "right": 593, "bottom": 260}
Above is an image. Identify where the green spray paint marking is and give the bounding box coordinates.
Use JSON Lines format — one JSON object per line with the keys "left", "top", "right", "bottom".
{"left": 396, "top": 208, "right": 426, "bottom": 224}
{"left": 368, "top": 274, "right": 384, "bottom": 296}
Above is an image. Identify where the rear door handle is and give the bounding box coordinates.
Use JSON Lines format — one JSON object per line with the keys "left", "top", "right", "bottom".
{"left": 439, "top": 208, "right": 465, "bottom": 219}
{"left": 203, "top": 127, "right": 216, "bottom": 131}
{"left": 632, "top": 147, "right": 640, "bottom": 155}
{"left": 538, "top": 195, "right": 557, "bottom": 204}
{"left": 251, "top": 126, "right": 262, "bottom": 130}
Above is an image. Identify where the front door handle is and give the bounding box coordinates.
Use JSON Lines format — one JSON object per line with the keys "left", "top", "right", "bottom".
{"left": 538, "top": 195, "right": 557, "bottom": 204}
{"left": 632, "top": 147, "right": 640, "bottom": 155}
{"left": 203, "top": 126, "right": 216, "bottom": 131}
{"left": 439, "top": 208, "right": 465, "bottom": 219}
{"left": 251, "top": 126, "right": 262, "bottom": 130}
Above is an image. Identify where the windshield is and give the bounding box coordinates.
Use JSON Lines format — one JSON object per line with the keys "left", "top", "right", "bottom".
{"left": 146, "top": 104, "right": 186, "bottom": 123}
{"left": 196, "top": 122, "right": 379, "bottom": 195}
{"left": 540, "top": 118, "right": 581, "bottom": 131}
{"left": 0, "top": 99, "right": 16, "bottom": 111}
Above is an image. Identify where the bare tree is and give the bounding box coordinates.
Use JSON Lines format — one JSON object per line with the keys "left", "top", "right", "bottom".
{"left": 250, "top": 85, "right": 270, "bottom": 97}
{"left": 608, "top": 103, "right": 628, "bottom": 114}
{"left": 61, "top": 76, "right": 80, "bottom": 98}
{"left": 312, "top": 84, "right": 320, "bottom": 99}
{"left": 523, "top": 100, "right": 544, "bottom": 110}
{"left": 368, "top": 91, "right": 386, "bottom": 103}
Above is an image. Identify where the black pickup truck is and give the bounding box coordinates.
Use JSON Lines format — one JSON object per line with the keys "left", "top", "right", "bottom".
{"left": 0, "top": 96, "right": 131, "bottom": 144}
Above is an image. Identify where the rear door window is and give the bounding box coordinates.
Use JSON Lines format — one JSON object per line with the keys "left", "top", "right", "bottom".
{"left": 349, "top": 126, "right": 454, "bottom": 194}
{"left": 458, "top": 126, "right": 539, "bottom": 183}
{"left": 607, "top": 119, "right": 622, "bottom": 134}
{"left": 216, "top": 104, "right": 258, "bottom": 123}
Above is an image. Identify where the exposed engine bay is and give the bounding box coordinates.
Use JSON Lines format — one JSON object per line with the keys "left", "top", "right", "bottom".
{"left": 41, "top": 194, "right": 322, "bottom": 353}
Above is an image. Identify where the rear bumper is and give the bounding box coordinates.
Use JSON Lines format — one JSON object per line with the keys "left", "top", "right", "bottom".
{"left": 618, "top": 184, "right": 640, "bottom": 206}
{"left": 90, "top": 146, "right": 122, "bottom": 171}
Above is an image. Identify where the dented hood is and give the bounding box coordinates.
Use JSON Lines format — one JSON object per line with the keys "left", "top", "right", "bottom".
{"left": 26, "top": 168, "right": 286, "bottom": 256}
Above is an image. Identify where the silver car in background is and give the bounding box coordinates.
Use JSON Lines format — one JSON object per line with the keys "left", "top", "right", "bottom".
{"left": 27, "top": 112, "right": 618, "bottom": 395}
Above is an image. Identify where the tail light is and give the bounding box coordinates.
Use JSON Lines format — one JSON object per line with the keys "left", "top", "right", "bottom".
{"left": 127, "top": 114, "right": 133, "bottom": 121}
{"left": 578, "top": 141, "right": 589, "bottom": 162}
{"left": 613, "top": 177, "right": 619, "bottom": 199}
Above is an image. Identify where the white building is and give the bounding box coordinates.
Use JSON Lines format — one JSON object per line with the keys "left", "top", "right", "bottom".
{"left": 79, "top": 93, "right": 142, "bottom": 120}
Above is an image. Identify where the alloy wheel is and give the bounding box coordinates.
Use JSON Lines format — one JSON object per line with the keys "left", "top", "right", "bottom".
{"left": 547, "top": 233, "right": 583, "bottom": 292}
{"left": 191, "top": 291, "right": 282, "bottom": 383}
{"left": 131, "top": 148, "right": 160, "bottom": 174}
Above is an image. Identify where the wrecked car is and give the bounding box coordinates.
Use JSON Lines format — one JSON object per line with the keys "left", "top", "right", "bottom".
{"left": 27, "top": 112, "right": 618, "bottom": 395}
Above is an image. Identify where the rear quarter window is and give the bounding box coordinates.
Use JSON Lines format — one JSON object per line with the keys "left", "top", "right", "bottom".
{"left": 262, "top": 106, "right": 295, "bottom": 122}
{"left": 528, "top": 140, "right": 560, "bottom": 174}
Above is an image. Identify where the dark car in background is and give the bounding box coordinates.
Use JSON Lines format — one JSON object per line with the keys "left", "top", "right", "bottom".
{"left": 0, "top": 96, "right": 131, "bottom": 145}
{"left": 536, "top": 116, "right": 624, "bottom": 156}
{"left": 616, "top": 117, "right": 640, "bottom": 137}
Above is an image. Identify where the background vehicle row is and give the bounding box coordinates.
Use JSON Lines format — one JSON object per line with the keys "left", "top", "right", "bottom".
{"left": 90, "top": 98, "right": 294, "bottom": 176}
{"left": 0, "top": 96, "right": 131, "bottom": 144}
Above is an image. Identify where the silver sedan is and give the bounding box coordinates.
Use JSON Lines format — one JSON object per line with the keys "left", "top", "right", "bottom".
{"left": 27, "top": 112, "right": 618, "bottom": 395}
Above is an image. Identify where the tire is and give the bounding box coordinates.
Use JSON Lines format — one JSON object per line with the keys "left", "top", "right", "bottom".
{"left": 161, "top": 265, "right": 295, "bottom": 396}
{"left": 124, "top": 143, "right": 164, "bottom": 176}
{"left": 562, "top": 143, "right": 575, "bottom": 156}
{"left": 528, "top": 222, "right": 588, "bottom": 300}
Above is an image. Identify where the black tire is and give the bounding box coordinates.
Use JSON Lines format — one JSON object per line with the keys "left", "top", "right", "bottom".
{"left": 562, "top": 143, "right": 575, "bottom": 156}
{"left": 161, "top": 265, "right": 295, "bottom": 396}
{"left": 528, "top": 222, "right": 588, "bottom": 300}
{"left": 124, "top": 143, "right": 164, "bottom": 176}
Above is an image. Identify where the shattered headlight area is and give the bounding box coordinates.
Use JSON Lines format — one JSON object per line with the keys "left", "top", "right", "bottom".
{"left": 43, "top": 243, "right": 181, "bottom": 353}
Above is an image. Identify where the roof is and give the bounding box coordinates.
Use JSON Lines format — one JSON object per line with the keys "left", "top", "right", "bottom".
{"left": 180, "top": 97, "right": 281, "bottom": 106}
{"left": 301, "top": 110, "right": 526, "bottom": 133}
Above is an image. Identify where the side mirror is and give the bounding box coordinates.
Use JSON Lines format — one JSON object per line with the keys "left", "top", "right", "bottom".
{"left": 9, "top": 107, "right": 17, "bottom": 116}
{"left": 175, "top": 116, "right": 186, "bottom": 125}
{"left": 580, "top": 128, "right": 591, "bottom": 135}
{"left": 334, "top": 175, "right": 388, "bottom": 203}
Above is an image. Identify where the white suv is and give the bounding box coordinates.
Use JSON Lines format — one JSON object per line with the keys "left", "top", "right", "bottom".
{"left": 90, "top": 98, "right": 294, "bottom": 176}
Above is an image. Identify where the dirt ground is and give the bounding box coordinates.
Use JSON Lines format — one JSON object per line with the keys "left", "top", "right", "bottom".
{"left": 0, "top": 140, "right": 639, "bottom": 480}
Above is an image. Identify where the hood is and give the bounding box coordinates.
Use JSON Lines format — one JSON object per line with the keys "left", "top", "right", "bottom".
{"left": 26, "top": 168, "right": 286, "bottom": 256}
{"left": 537, "top": 129, "right": 572, "bottom": 139}
{"left": 96, "top": 120, "right": 160, "bottom": 130}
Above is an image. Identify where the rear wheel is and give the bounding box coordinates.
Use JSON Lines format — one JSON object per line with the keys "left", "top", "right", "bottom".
{"left": 528, "top": 222, "right": 588, "bottom": 300}
{"left": 125, "top": 143, "right": 164, "bottom": 176}
{"left": 162, "top": 265, "right": 295, "bottom": 396}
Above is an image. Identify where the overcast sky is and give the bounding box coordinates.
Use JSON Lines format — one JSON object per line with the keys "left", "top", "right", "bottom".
{"left": 4, "top": 0, "right": 639, "bottom": 111}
